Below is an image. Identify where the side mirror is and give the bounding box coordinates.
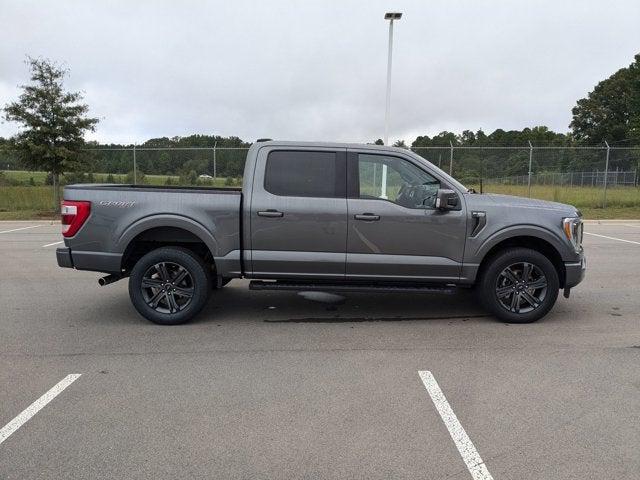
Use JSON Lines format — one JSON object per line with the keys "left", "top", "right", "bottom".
{"left": 435, "top": 189, "right": 459, "bottom": 210}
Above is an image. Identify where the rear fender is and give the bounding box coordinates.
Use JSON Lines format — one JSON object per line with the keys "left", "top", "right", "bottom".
{"left": 117, "top": 215, "right": 219, "bottom": 257}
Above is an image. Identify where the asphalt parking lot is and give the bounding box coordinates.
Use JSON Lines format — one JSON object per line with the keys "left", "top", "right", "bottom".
{"left": 1, "top": 220, "right": 639, "bottom": 479}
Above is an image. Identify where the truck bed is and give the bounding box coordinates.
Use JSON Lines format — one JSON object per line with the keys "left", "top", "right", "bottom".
{"left": 65, "top": 184, "right": 242, "bottom": 193}
{"left": 62, "top": 184, "right": 242, "bottom": 275}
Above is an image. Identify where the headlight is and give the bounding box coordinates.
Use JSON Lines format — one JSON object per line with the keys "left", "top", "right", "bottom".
{"left": 563, "top": 217, "right": 583, "bottom": 253}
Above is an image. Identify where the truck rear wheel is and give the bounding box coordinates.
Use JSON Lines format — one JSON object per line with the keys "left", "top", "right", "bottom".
{"left": 128, "top": 246, "right": 212, "bottom": 325}
{"left": 478, "top": 247, "right": 559, "bottom": 323}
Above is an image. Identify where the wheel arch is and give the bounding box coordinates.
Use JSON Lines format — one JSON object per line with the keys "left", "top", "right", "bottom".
{"left": 476, "top": 234, "right": 566, "bottom": 288}
{"left": 118, "top": 216, "right": 219, "bottom": 272}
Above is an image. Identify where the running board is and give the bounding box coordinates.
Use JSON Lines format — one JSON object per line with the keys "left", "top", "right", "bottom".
{"left": 249, "top": 280, "right": 457, "bottom": 295}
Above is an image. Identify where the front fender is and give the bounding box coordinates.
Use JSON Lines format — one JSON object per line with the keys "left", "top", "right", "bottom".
{"left": 471, "top": 224, "right": 575, "bottom": 262}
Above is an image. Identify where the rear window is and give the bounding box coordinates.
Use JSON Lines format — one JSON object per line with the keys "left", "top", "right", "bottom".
{"left": 264, "top": 150, "right": 342, "bottom": 197}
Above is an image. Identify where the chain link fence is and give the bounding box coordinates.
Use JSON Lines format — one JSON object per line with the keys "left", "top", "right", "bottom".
{"left": 1, "top": 144, "right": 639, "bottom": 211}
{"left": 411, "top": 145, "right": 640, "bottom": 208}
{"left": 80, "top": 146, "right": 249, "bottom": 186}
{"left": 481, "top": 170, "right": 637, "bottom": 188}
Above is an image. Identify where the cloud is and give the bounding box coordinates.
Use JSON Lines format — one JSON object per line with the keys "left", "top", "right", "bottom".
{"left": 1, "top": 0, "right": 639, "bottom": 144}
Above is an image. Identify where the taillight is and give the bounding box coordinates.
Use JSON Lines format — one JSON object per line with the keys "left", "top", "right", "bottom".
{"left": 61, "top": 200, "right": 91, "bottom": 237}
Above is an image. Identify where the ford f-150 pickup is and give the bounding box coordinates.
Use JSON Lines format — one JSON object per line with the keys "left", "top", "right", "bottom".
{"left": 57, "top": 140, "right": 586, "bottom": 325}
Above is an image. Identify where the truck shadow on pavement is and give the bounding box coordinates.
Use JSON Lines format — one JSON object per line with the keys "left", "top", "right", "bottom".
{"left": 263, "top": 314, "right": 490, "bottom": 323}
{"left": 192, "top": 283, "right": 493, "bottom": 325}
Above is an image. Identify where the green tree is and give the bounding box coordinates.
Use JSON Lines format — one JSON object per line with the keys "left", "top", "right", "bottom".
{"left": 64, "top": 171, "right": 87, "bottom": 184}
{"left": 2, "top": 57, "right": 98, "bottom": 205}
{"left": 126, "top": 170, "right": 145, "bottom": 184}
{"left": 179, "top": 169, "right": 198, "bottom": 185}
{"left": 570, "top": 53, "right": 640, "bottom": 144}
{"left": 157, "top": 151, "right": 171, "bottom": 173}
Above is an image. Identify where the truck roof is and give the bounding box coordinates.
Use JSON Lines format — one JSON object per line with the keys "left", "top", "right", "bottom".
{"left": 252, "top": 140, "right": 412, "bottom": 153}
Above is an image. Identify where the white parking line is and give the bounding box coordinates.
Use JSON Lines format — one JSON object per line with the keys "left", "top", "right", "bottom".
{"left": 0, "top": 225, "right": 42, "bottom": 234}
{"left": 585, "top": 223, "right": 640, "bottom": 228}
{"left": 584, "top": 232, "right": 640, "bottom": 245}
{"left": 42, "top": 241, "right": 64, "bottom": 248}
{"left": 419, "top": 371, "right": 493, "bottom": 480}
{"left": 0, "top": 374, "right": 81, "bottom": 446}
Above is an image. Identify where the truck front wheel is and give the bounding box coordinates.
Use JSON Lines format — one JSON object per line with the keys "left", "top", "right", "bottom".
{"left": 128, "top": 246, "right": 212, "bottom": 325}
{"left": 478, "top": 247, "right": 559, "bottom": 323}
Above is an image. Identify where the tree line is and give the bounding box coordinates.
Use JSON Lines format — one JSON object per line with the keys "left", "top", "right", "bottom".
{"left": 1, "top": 53, "right": 639, "bottom": 184}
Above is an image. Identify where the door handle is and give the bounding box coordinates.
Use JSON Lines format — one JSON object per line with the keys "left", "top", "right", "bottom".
{"left": 354, "top": 213, "right": 380, "bottom": 221}
{"left": 257, "top": 210, "right": 284, "bottom": 218}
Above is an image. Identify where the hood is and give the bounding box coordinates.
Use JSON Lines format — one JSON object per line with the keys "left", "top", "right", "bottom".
{"left": 468, "top": 193, "right": 579, "bottom": 215}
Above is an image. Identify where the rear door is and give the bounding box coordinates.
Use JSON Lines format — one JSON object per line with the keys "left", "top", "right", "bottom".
{"left": 248, "top": 146, "right": 347, "bottom": 278}
{"left": 346, "top": 150, "right": 467, "bottom": 281}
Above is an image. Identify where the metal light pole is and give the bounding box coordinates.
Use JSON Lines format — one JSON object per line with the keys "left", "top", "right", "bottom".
{"left": 382, "top": 12, "right": 402, "bottom": 199}
{"left": 384, "top": 12, "right": 401, "bottom": 145}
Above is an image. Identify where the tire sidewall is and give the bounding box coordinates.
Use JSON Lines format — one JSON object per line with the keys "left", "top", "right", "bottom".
{"left": 480, "top": 248, "right": 559, "bottom": 323}
{"left": 128, "top": 247, "right": 211, "bottom": 325}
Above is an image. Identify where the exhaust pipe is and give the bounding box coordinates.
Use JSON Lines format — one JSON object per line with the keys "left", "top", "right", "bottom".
{"left": 98, "top": 274, "right": 123, "bottom": 286}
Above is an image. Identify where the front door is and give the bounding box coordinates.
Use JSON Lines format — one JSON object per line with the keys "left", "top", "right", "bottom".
{"left": 249, "top": 147, "right": 347, "bottom": 278}
{"left": 346, "top": 151, "right": 467, "bottom": 281}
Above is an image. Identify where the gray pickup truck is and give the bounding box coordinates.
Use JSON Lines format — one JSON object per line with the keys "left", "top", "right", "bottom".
{"left": 57, "top": 140, "right": 586, "bottom": 325}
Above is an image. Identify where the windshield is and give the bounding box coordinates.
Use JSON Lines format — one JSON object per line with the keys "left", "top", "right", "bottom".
{"left": 405, "top": 150, "right": 470, "bottom": 193}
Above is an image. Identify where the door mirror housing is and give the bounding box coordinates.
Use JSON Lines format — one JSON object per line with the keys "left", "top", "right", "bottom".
{"left": 435, "top": 189, "right": 459, "bottom": 210}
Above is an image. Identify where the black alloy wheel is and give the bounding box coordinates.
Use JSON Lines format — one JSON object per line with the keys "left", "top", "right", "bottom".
{"left": 141, "top": 261, "right": 195, "bottom": 314}
{"left": 479, "top": 247, "right": 559, "bottom": 323}
{"left": 495, "top": 262, "right": 548, "bottom": 314}
{"left": 129, "top": 247, "right": 211, "bottom": 325}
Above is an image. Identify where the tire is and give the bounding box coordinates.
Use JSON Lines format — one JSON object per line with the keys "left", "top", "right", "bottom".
{"left": 478, "top": 247, "right": 559, "bottom": 323}
{"left": 128, "top": 246, "right": 212, "bottom": 325}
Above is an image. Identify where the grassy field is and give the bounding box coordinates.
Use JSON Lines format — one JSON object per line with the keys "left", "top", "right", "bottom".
{"left": 0, "top": 186, "right": 59, "bottom": 217}
{"left": 475, "top": 184, "right": 640, "bottom": 219}
{"left": 1, "top": 172, "right": 640, "bottom": 220}
{"left": 474, "top": 185, "right": 640, "bottom": 219}
{"left": 2, "top": 170, "right": 179, "bottom": 186}
{"left": 476, "top": 183, "right": 640, "bottom": 208}
{"left": 0, "top": 172, "right": 242, "bottom": 219}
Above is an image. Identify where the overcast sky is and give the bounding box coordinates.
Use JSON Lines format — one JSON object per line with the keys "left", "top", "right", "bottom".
{"left": 1, "top": 0, "right": 639, "bottom": 144}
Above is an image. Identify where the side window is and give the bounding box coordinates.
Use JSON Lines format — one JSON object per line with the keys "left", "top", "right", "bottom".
{"left": 357, "top": 154, "right": 440, "bottom": 208}
{"left": 264, "top": 150, "right": 343, "bottom": 198}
